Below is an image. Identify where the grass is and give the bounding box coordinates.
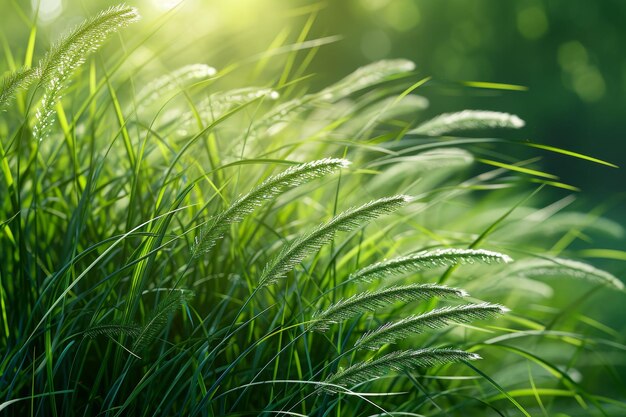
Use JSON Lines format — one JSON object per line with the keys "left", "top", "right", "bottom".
{"left": 1, "top": 4, "right": 625, "bottom": 416}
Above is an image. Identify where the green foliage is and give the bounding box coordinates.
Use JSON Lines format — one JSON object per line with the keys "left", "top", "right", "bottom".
{"left": 0, "top": 4, "right": 624, "bottom": 417}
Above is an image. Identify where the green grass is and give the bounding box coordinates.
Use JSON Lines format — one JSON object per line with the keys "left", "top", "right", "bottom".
{"left": 1, "top": 4, "right": 625, "bottom": 417}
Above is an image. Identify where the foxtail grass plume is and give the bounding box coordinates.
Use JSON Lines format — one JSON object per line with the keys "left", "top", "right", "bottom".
{"left": 349, "top": 248, "right": 512, "bottom": 284}
{"left": 83, "top": 323, "right": 142, "bottom": 339}
{"left": 192, "top": 158, "right": 350, "bottom": 258}
{"left": 258, "top": 195, "right": 411, "bottom": 287}
{"left": 322, "top": 349, "right": 480, "bottom": 393}
{"left": 510, "top": 257, "right": 623, "bottom": 290}
{"left": 132, "top": 289, "right": 194, "bottom": 352}
{"left": 355, "top": 302, "right": 509, "bottom": 350}
{"left": 320, "top": 59, "right": 416, "bottom": 101}
{"left": 138, "top": 63, "right": 218, "bottom": 105}
{"left": 310, "top": 283, "right": 467, "bottom": 332}
{"left": 411, "top": 110, "right": 525, "bottom": 136}
{"left": 0, "top": 67, "right": 37, "bottom": 109}
{"left": 259, "top": 59, "right": 416, "bottom": 136}
{"left": 33, "top": 4, "right": 140, "bottom": 140}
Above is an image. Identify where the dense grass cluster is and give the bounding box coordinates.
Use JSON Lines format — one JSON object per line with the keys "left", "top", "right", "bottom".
{"left": 1, "top": 5, "right": 625, "bottom": 416}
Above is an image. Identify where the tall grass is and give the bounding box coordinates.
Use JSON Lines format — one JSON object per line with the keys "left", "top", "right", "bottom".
{"left": 1, "top": 4, "right": 624, "bottom": 417}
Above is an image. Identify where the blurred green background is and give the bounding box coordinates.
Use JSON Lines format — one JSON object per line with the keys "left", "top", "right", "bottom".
{"left": 3, "top": 0, "right": 624, "bottom": 217}
{"left": 312, "top": 0, "right": 626, "bottom": 205}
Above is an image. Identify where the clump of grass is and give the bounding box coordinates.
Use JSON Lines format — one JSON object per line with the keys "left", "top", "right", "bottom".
{"left": 0, "top": 4, "right": 624, "bottom": 417}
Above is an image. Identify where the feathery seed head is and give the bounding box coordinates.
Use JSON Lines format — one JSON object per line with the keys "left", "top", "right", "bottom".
{"left": 192, "top": 158, "right": 350, "bottom": 258}
{"left": 349, "top": 248, "right": 512, "bottom": 284}
{"left": 412, "top": 110, "right": 526, "bottom": 136}
{"left": 509, "top": 257, "right": 623, "bottom": 290}
{"left": 321, "top": 348, "right": 479, "bottom": 392}
{"left": 258, "top": 194, "right": 408, "bottom": 287}
{"left": 354, "top": 302, "right": 507, "bottom": 350}
{"left": 138, "top": 63, "right": 217, "bottom": 104}
{"left": 310, "top": 283, "right": 469, "bottom": 332}
{"left": 33, "top": 4, "right": 140, "bottom": 140}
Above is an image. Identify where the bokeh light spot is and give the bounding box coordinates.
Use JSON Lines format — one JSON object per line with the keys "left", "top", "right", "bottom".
{"left": 149, "top": 0, "right": 181, "bottom": 11}
{"left": 517, "top": 6, "right": 548, "bottom": 40}
{"left": 433, "top": 44, "right": 465, "bottom": 79}
{"left": 359, "top": 0, "right": 391, "bottom": 11}
{"left": 557, "top": 41, "right": 604, "bottom": 101}
{"left": 32, "top": 0, "right": 63, "bottom": 22}
{"left": 573, "top": 66, "right": 606, "bottom": 102}
{"left": 558, "top": 41, "right": 588, "bottom": 71}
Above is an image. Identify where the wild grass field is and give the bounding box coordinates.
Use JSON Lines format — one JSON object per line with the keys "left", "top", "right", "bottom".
{"left": 1, "top": 2, "right": 625, "bottom": 416}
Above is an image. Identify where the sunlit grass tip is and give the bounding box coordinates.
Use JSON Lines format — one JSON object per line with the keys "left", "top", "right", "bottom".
{"left": 33, "top": 4, "right": 140, "bottom": 140}
{"left": 412, "top": 110, "right": 525, "bottom": 136}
